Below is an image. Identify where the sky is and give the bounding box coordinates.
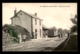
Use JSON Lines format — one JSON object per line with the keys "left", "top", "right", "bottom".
{"left": 2, "top": 3, "right": 77, "bottom": 30}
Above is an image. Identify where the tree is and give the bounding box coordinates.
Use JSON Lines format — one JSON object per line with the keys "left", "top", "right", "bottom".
{"left": 61, "top": 14, "right": 78, "bottom": 51}
{"left": 54, "top": 15, "right": 78, "bottom": 51}
{"left": 58, "top": 28, "right": 63, "bottom": 38}
{"left": 48, "top": 27, "right": 57, "bottom": 37}
{"left": 70, "top": 15, "right": 77, "bottom": 34}
{"left": 71, "top": 15, "right": 77, "bottom": 25}
{"left": 3, "top": 24, "right": 19, "bottom": 43}
{"left": 58, "top": 28, "right": 63, "bottom": 34}
{"left": 52, "top": 27, "right": 57, "bottom": 36}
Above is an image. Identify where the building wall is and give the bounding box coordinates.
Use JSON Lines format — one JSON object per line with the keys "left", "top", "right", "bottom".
{"left": 32, "top": 18, "right": 43, "bottom": 39}
{"left": 11, "top": 16, "right": 21, "bottom": 26}
{"left": 54, "top": 30, "right": 58, "bottom": 36}
{"left": 2, "top": 31, "right": 14, "bottom": 46}
{"left": 11, "top": 11, "right": 43, "bottom": 39}
{"left": 11, "top": 12, "right": 32, "bottom": 37}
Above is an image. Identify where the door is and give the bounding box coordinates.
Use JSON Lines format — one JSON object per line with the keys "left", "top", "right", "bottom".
{"left": 35, "top": 29, "right": 37, "bottom": 39}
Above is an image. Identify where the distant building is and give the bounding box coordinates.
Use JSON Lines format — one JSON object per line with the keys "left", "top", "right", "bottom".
{"left": 43, "top": 27, "right": 48, "bottom": 38}
{"left": 47, "top": 27, "right": 58, "bottom": 37}
{"left": 11, "top": 9, "right": 43, "bottom": 39}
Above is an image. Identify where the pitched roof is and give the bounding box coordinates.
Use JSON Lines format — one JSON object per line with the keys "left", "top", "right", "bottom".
{"left": 3, "top": 24, "right": 30, "bottom": 36}
{"left": 11, "top": 10, "right": 43, "bottom": 21}
{"left": 14, "top": 25, "right": 30, "bottom": 35}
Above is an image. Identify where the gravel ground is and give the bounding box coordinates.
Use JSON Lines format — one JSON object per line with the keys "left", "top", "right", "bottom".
{"left": 3, "top": 36, "right": 67, "bottom": 51}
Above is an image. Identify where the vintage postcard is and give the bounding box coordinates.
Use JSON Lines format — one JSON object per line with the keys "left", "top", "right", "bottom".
{"left": 2, "top": 3, "right": 77, "bottom": 52}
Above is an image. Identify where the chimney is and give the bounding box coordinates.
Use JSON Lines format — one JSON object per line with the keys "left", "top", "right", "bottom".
{"left": 14, "top": 8, "right": 17, "bottom": 16}
{"left": 35, "top": 13, "right": 37, "bottom": 16}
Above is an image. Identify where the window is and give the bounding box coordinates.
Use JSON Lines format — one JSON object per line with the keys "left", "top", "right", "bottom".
{"left": 35, "top": 19, "right": 37, "bottom": 25}
{"left": 35, "top": 29, "right": 37, "bottom": 38}
{"left": 20, "top": 13, "right": 22, "bottom": 15}
{"left": 39, "top": 20, "right": 41, "bottom": 25}
{"left": 35, "top": 29, "right": 37, "bottom": 33}
{"left": 40, "top": 29, "right": 41, "bottom": 37}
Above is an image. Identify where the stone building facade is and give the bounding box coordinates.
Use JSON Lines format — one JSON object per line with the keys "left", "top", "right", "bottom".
{"left": 11, "top": 9, "right": 43, "bottom": 39}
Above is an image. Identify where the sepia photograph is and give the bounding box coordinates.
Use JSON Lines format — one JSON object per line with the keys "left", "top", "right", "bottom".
{"left": 2, "top": 3, "right": 77, "bottom": 52}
